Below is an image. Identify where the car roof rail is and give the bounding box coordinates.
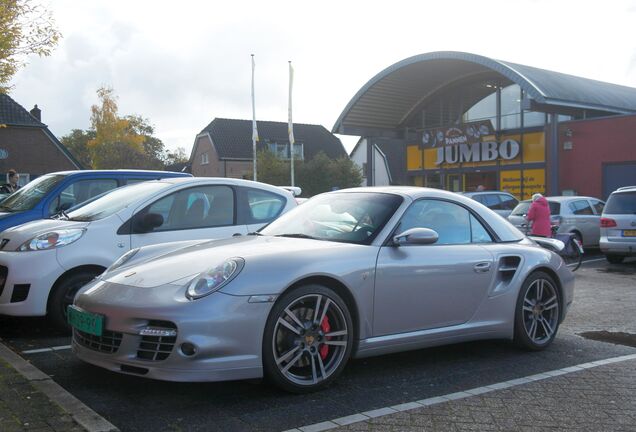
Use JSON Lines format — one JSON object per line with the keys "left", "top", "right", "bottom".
{"left": 616, "top": 185, "right": 636, "bottom": 192}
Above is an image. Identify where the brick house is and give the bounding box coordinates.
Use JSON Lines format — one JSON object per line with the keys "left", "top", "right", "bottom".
{"left": 190, "top": 118, "right": 347, "bottom": 178}
{"left": 0, "top": 94, "right": 81, "bottom": 184}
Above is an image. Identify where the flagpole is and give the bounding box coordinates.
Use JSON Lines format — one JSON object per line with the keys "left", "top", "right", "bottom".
{"left": 288, "top": 61, "right": 295, "bottom": 187}
{"left": 251, "top": 54, "right": 258, "bottom": 181}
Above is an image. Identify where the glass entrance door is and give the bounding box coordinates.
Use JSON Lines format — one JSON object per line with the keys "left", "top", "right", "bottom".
{"left": 447, "top": 174, "right": 462, "bottom": 192}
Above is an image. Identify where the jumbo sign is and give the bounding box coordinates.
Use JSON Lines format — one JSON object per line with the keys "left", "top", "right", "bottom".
{"left": 434, "top": 139, "right": 520, "bottom": 165}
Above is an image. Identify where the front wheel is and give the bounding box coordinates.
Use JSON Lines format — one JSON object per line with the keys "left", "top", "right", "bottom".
{"left": 262, "top": 285, "right": 353, "bottom": 393}
{"left": 48, "top": 270, "right": 101, "bottom": 331}
{"left": 514, "top": 271, "right": 561, "bottom": 351}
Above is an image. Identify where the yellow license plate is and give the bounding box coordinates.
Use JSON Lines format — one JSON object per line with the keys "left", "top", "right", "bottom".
{"left": 623, "top": 230, "right": 636, "bottom": 237}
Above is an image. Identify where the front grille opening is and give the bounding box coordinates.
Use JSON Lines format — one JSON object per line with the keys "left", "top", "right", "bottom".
{"left": 10, "top": 284, "right": 30, "bottom": 303}
{"left": 0, "top": 265, "right": 7, "bottom": 298}
{"left": 137, "top": 320, "right": 177, "bottom": 361}
{"left": 74, "top": 329, "right": 123, "bottom": 354}
{"left": 120, "top": 364, "right": 149, "bottom": 375}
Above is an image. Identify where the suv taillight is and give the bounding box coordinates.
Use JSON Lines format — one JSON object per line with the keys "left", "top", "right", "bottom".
{"left": 600, "top": 217, "right": 617, "bottom": 228}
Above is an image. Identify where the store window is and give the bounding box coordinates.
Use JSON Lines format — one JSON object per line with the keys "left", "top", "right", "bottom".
{"left": 463, "top": 85, "right": 497, "bottom": 126}
{"left": 500, "top": 84, "right": 521, "bottom": 130}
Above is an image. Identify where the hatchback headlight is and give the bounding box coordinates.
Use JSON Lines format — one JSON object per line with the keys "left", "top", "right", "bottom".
{"left": 186, "top": 258, "right": 244, "bottom": 300}
{"left": 18, "top": 229, "right": 86, "bottom": 251}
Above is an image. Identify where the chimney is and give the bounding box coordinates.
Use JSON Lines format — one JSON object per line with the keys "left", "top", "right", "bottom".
{"left": 30, "top": 104, "right": 41, "bottom": 121}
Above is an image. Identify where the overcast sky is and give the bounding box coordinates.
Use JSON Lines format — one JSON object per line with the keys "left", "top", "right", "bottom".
{"left": 11, "top": 0, "right": 636, "bottom": 154}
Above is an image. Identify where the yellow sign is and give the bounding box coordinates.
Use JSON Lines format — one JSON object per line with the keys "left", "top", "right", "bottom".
{"left": 500, "top": 169, "right": 545, "bottom": 200}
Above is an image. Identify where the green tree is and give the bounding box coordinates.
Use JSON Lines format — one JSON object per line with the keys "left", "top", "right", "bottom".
{"left": 0, "top": 0, "right": 61, "bottom": 92}
{"left": 164, "top": 147, "right": 189, "bottom": 167}
{"left": 256, "top": 149, "right": 289, "bottom": 186}
{"left": 60, "top": 129, "right": 94, "bottom": 168}
{"left": 296, "top": 152, "right": 362, "bottom": 197}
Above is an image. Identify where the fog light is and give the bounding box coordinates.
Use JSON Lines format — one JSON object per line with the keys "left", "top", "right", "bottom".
{"left": 139, "top": 327, "right": 177, "bottom": 337}
{"left": 181, "top": 342, "right": 197, "bottom": 356}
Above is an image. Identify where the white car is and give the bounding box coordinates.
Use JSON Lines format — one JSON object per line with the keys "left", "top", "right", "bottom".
{"left": 0, "top": 177, "right": 296, "bottom": 328}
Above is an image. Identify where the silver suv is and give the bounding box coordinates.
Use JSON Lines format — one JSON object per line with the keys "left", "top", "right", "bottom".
{"left": 508, "top": 196, "right": 605, "bottom": 247}
{"left": 600, "top": 186, "right": 636, "bottom": 263}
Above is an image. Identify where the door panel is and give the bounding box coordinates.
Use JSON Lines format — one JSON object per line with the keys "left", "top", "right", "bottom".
{"left": 372, "top": 198, "right": 495, "bottom": 336}
{"left": 130, "top": 184, "right": 248, "bottom": 248}
{"left": 374, "top": 244, "right": 494, "bottom": 336}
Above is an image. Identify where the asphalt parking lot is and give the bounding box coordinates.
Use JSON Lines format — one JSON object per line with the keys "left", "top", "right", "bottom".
{"left": 1, "top": 252, "right": 635, "bottom": 432}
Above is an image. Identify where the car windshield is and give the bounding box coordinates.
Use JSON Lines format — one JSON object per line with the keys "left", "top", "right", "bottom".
{"left": 66, "top": 182, "right": 167, "bottom": 222}
{"left": 0, "top": 174, "right": 66, "bottom": 212}
{"left": 260, "top": 192, "right": 403, "bottom": 245}
{"left": 605, "top": 191, "right": 636, "bottom": 214}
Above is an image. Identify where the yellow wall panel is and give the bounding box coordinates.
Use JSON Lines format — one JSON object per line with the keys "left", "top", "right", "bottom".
{"left": 407, "top": 145, "right": 422, "bottom": 170}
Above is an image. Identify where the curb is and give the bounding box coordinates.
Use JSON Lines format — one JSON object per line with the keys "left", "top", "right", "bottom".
{"left": 0, "top": 340, "right": 119, "bottom": 432}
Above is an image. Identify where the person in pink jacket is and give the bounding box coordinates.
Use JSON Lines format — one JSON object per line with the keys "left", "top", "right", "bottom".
{"left": 526, "top": 193, "right": 552, "bottom": 237}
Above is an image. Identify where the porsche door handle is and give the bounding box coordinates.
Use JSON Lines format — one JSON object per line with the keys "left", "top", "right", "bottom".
{"left": 473, "top": 262, "right": 492, "bottom": 273}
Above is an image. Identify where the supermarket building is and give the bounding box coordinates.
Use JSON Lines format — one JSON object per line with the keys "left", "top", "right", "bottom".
{"left": 336, "top": 52, "right": 636, "bottom": 199}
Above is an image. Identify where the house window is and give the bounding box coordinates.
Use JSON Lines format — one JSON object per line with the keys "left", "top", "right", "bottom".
{"left": 267, "top": 142, "right": 304, "bottom": 160}
{"left": 201, "top": 152, "right": 209, "bottom": 165}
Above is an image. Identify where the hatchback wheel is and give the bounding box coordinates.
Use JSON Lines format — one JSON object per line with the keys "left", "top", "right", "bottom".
{"left": 48, "top": 270, "right": 101, "bottom": 331}
{"left": 514, "top": 271, "right": 560, "bottom": 350}
{"left": 263, "top": 285, "right": 353, "bottom": 393}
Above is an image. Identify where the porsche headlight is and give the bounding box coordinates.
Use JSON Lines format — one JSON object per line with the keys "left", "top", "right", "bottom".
{"left": 105, "top": 248, "right": 140, "bottom": 274}
{"left": 18, "top": 229, "right": 86, "bottom": 251}
{"left": 186, "top": 257, "right": 244, "bottom": 300}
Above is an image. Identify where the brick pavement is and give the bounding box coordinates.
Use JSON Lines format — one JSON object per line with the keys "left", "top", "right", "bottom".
{"left": 0, "top": 358, "right": 84, "bottom": 432}
{"left": 330, "top": 359, "right": 636, "bottom": 432}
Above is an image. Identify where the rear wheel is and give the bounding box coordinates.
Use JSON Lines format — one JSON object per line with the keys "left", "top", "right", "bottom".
{"left": 514, "top": 271, "right": 561, "bottom": 351}
{"left": 48, "top": 270, "right": 101, "bottom": 331}
{"left": 263, "top": 284, "right": 353, "bottom": 393}
{"left": 605, "top": 254, "right": 625, "bottom": 264}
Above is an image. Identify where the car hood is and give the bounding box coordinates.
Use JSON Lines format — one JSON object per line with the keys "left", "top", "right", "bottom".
{"left": 103, "top": 235, "right": 365, "bottom": 289}
{"left": 0, "top": 218, "right": 90, "bottom": 250}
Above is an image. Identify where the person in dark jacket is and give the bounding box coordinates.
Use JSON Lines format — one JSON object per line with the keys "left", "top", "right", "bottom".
{"left": 0, "top": 169, "right": 21, "bottom": 194}
{"left": 526, "top": 193, "right": 552, "bottom": 237}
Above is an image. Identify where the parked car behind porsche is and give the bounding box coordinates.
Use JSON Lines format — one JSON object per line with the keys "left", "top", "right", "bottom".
{"left": 508, "top": 196, "right": 605, "bottom": 247}
{"left": 71, "top": 187, "right": 574, "bottom": 393}
{"left": 600, "top": 186, "right": 636, "bottom": 263}
{"left": 0, "top": 177, "right": 295, "bottom": 328}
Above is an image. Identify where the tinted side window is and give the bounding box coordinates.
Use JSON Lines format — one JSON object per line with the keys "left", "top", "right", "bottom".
{"left": 399, "top": 200, "right": 471, "bottom": 245}
{"left": 141, "top": 185, "right": 234, "bottom": 231}
{"left": 548, "top": 201, "right": 561, "bottom": 215}
{"left": 246, "top": 189, "right": 286, "bottom": 223}
{"left": 499, "top": 194, "right": 519, "bottom": 210}
{"left": 590, "top": 200, "right": 605, "bottom": 214}
{"left": 605, "top": 192, "right": 636, "bottom": 214}
{"left": 481, "top": 194, "right": 502, "bottom": 210}
{"left": 569, "top": 200, "right": 593, "bottom": 215}
{"left": 49, "top": 179, "right": 118, "bottom": 213}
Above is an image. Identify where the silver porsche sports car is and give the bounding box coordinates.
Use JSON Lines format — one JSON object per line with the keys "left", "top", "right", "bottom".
{"left": 71, "top": 187, "right": 574, "bottom": 393}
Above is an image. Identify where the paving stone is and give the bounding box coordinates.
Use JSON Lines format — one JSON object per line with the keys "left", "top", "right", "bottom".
{"left": 332, "top": 360, "right": 636, "bottom": 432}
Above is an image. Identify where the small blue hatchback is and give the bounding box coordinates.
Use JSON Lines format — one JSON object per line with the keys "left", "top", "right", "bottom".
{"left": 0, "top": 170, "right": 191, "bottom": 233}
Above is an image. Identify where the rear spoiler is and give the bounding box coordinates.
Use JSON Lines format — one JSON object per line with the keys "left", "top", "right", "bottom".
{"left": 280, "top": 186, "right": 302, "bottom": 197}
{"left": 529, "top": 236, "right": 565, "bottom": 253}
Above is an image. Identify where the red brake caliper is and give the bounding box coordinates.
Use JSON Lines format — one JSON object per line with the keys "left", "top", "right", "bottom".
{"left": 319, "top": 315, "right": 330, "bottom": 360}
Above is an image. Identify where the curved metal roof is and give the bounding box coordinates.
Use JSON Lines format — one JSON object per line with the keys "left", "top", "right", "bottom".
{"left": 333, "top": 51, "right": 636, "bottom": 134}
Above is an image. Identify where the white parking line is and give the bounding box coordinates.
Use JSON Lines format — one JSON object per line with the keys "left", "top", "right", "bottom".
{"left": 283, "top": 353, "right": 636, "bottom": 432}
{"left": 22, "top": 345, "right": 72, "bottom": 355}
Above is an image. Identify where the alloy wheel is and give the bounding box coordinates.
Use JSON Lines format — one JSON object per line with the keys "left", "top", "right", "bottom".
{"left": 521, "top": 278, "right": 559, "bottom": 344}
{"left": 271, "top": 293, "right": 349, "bottom": 386}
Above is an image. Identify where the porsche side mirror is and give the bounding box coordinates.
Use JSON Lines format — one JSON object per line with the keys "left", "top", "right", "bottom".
{"left": 393, "top": 227, "right": 439, "bottom": 246}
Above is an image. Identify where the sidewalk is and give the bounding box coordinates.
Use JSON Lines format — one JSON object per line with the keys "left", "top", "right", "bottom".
{"left": 0, "top": 340, "right": 117, "bottom": 432}
{"left": 292, "top": 356, "right": 636, "bottom": 432}
{"left": 0, "top": 356, "right": 84, "bottom": 432}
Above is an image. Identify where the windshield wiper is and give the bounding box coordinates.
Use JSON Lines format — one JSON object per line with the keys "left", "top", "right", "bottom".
{"left": 0, "top": 205, "right": 14, "bottom": 212}
{"left": 247, "top": 232, "right": 263, "bottom": 236}
{"left": 274, "top": 233, "right": 318, "bottom": 240}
